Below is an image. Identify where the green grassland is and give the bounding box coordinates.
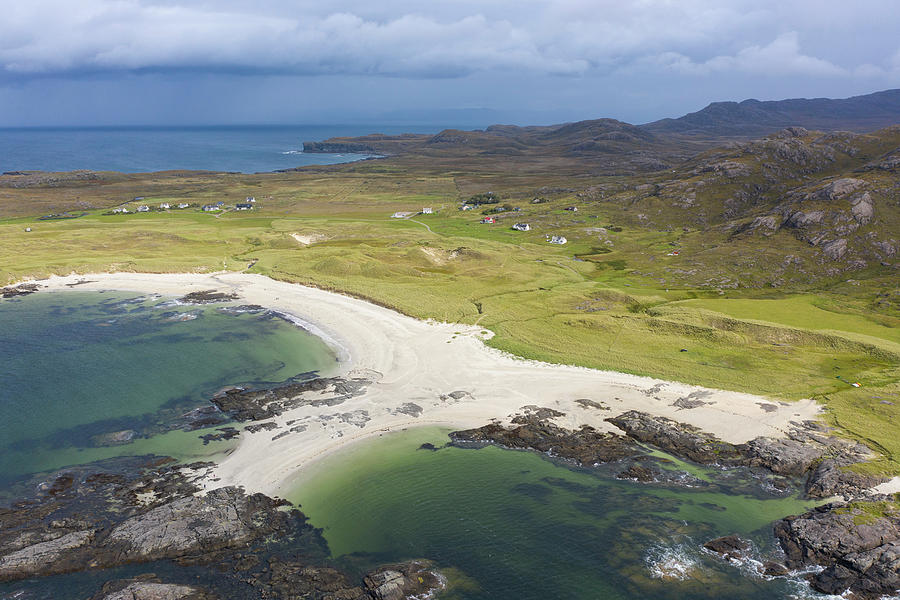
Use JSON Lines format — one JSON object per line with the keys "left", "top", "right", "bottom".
{"left": 1, "top": 159, "right": 898, "bottom": 474}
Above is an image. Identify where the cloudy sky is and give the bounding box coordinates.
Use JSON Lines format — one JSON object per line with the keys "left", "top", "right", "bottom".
{"left": 2, "top": 0, "right": 899, "bottom": 127}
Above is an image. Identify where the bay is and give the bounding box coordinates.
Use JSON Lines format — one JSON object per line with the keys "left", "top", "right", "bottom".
{"left": 0, "top": 291, "right": 336, "bottom": 484}
{"left": 0, "top": 124, "right": 445, "bottom": 174}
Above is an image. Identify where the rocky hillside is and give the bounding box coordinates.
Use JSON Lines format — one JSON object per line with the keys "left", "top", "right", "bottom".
{"left": 301, "top": 89, "right": 900, "bottom": 174}
{"left": 643, "top": 88, "right": 900, "bottom": 137}
{"left": 584, "top": 126, "right": 900, "bottom": 283}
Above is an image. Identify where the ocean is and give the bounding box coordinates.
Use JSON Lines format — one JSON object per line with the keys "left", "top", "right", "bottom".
{"left": 0, "top": 124, "right": 446, "bottom": 174}
{"left": 0, "top": 291, "right": 336, "bottom": 487}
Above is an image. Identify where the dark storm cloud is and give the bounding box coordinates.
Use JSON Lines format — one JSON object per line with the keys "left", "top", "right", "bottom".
{"left": 1, "top": 1, "right": 899, "bottom": 125}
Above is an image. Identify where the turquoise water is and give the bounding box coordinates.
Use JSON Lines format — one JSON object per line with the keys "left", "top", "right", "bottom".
{"left": 290, "top": 428, "right": 824, "bottom": 600}
{"left": 0, "top": 125, "right": 446, "bottom": 173}
{"left": 0, "top": 291, "right": 336, "bottom": 484}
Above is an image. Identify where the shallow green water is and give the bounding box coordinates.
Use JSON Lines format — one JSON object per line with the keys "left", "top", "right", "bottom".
{"left": 0, "top": 291, "right": 336, "bottom": 483}
{"left": 289, "top": 428, "right": 825, "bottom": 600}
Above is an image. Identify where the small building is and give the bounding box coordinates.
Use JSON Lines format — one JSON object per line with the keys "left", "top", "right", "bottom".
{"left": 25, "top": 227, "right": 31, "bottom": 232}
{"left": 481, "top": 217, "right": 495, "bottom": 224}
{"left": 461, "top": 205, "right": 473, "bottom": 211}
{"left": 235, "top": 203, "right": 253, "bottom": 210}
{"left": 177, "top": 203, "right": 190, "bottom": 209}
{"left": 512, "top": 223, "right": 530, "bottom": 231}
{"left": 246, "top": 196, "right": 256, "bottom": 203}
{"left": 133, "top": 196, "right": 145, "bottom": 201}
{"left": 202, "top": 204, "right": 219, "bottom": 212}
{"left": 159, "top": 203, "right": 170, "bottom": 210}
{"left": 422, "top": 207, "right": 433, "bottom": 214}
{"left": 137, "top": 205, "right": 150, "bottom": 213}
{"left": 112, "top": 207, "right": 128, "bottom": 214}
{"left": 565, "top": 206, "right": 578, "bottom": 212}
{"left": 216, "top": 201, "right": 224, "bottom": 206}
{"left": 549, "top": 235, "right": 567, "bottom": 244}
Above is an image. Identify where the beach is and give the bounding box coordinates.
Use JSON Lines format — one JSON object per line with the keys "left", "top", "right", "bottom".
{"left": 39, "top": 271, "right": 823, "bottom": 497}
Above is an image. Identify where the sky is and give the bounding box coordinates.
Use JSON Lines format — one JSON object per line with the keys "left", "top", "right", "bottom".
{"left": 1, "top": 0, "right": 899, "bottom": 127}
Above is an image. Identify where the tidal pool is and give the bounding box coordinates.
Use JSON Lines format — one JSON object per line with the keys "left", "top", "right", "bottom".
{"left": 288, "top": 427, "right": 826, "bottom": 600}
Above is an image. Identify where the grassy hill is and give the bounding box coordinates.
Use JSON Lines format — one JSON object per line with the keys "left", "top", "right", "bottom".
{"left": 1, "top": 115, "right": 898, "bottom": 475}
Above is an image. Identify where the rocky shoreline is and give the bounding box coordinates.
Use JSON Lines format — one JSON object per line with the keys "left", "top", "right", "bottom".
{"left": 451, "top": 406, "right": 899, "bottom": 598}
{"left": 0, "top": 455, "right": 444, "bottom": 600}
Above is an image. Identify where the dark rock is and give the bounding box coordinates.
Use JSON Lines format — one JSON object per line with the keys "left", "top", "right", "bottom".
{"left": 762, "top": 561, "right": 789, "bottom": 576}
{"left": 774, "top": 495, "right": 900, "bottom": 598}
{"left": 741, "top": 437, "right": 822, "bottom": 476}
{"left": 0, "top": 283, "right": 39, "bottom": 299}
{"left": 606, "top": 410, "right": 742, "bottom": 464}
{"left": 418, "top": 443, "right": 438, "bottom": 451}
{"left": 198, "top": 427, "right": 239, "bottom": 445}
{"left": 211, "top": 376, "right": 369, "bottom": 422}
{"left": 177, "top": 290, "right": 238, "bottom": 304}
{"left": 92, "top": 575, "right": 213, "bottom": 600}
{"left": 616, "top": 464, "right": 655, "bottom": 482}
{"left": 244, "top": 421, "right": 278, "bottom": 433}
{"left": 364, "top": 560, "right": 444, "bottom": 600}
{"left": 703, "top": 534, "right": 750, "bottom": 560}
{"left": 452, "top": 408, "right": 641, "bottom": 466}
{"left": 805, "top": 460, "right": 887, "bottom": 499}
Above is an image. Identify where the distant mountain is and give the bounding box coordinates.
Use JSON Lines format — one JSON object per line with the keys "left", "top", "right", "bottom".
{"left": 300, "top": 89, "right": 900, "bottom": 174}
{"left": 642, "top": 89, "right": 900, "bottom": 136}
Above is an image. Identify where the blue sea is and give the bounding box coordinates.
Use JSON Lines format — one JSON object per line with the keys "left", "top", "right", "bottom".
{"left": 0, "top": 124, "right": 446, "bottom": 174}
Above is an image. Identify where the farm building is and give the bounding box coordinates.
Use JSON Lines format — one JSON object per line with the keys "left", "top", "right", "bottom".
{"left": 136, "top": 205, "right": 150, "bottom": 213}
{"left": 159, "top": 203, "right": 170, "bottom": 209}
{"left": 549, "top": 235, "right": 567, "bottom": 244}
{"left": 235, "top": 203, "right": 253, "bottom": 210}
{"left": 512, "top": 223, "right": 530, "bottom": 231}
{"left": 481, "top": 217, "right": 495, "bottom": 224}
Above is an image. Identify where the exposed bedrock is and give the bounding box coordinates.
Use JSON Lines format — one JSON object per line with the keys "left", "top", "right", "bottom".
{"left": 774, "top": 496, "right": 900, "bottom": 598}
{"left": 606, "top": 410, "right": 886, "bottom": 498}
{"left": 0, "top": 458, "right": 443, "bottom": 600}
{"left": 450, "top": 408, "right": 642, "bottom": 466}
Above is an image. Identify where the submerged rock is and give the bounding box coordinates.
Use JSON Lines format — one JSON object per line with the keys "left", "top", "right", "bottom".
{"left": 364, "top": 561, "right": 445, "bottom": 600}
{"left": 702, "top": 534, "right": 750, "bottom": 561}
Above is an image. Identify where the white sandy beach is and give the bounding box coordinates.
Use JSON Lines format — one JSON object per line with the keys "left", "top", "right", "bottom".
{"left": 40, "top": 271, "right": 823, "bottom": 497}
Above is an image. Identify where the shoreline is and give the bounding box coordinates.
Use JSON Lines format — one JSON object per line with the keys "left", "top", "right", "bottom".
{"left": 36, "top": 271, "right": 824, "bottom": 497}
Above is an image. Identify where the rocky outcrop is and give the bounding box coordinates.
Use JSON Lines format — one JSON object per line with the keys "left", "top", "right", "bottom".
{"left": 302, "top": 141, "right": 378, "bottom": 154}
{"left": 0, "top": 483, "right": 294, "bottom": 581}
{"left": 93, "top": 576, "right": 213, "bottom": 600}
{"left": 607, "top": 410, "right": 885, "bottom": 498}
{"left": 364, "top": 561, "right": 445, "bottom": 600}
{"left": 177, "top": 290, "right": 238, "bottom": 304}
{"left": 450, "top": 407, "right": 641, "bottom": 466}
{"left": 0, "top": 283, "right": 39, "bottom": 298}
{"left": 703, "top": 534, "right": 750, "bottom": 561}
{"left": 0, "top": 458, "right": 444, "bottom": 600}
{"left": 211, "top": 376, "right": 370, "bottom": 422}
{"left": 774, "top": 496, "right": 900, "bottom": 598}
{"left": 606, "top": 411, "right": 743, "bottom": 464}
